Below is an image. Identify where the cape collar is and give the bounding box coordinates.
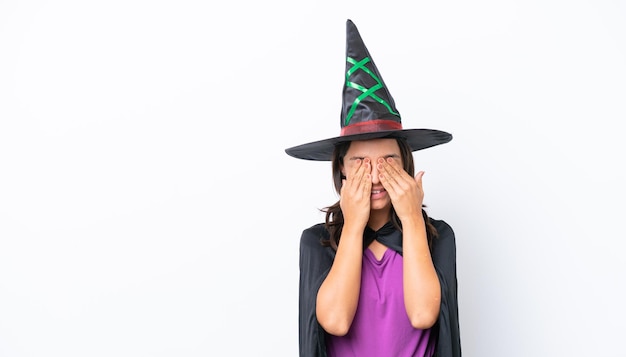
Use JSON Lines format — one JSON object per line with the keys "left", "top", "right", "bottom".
{"left": 363, "top": 221, "right": 403, "bottom": 255}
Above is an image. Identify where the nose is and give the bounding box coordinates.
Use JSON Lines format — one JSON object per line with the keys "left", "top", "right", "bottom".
{"left": 370, "top": 160, "right": 380, "bottom": 184}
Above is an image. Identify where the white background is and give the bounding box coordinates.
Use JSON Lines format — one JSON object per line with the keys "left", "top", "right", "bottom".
{"left": 1, "top": 0, "right": 625, "bottom": 356}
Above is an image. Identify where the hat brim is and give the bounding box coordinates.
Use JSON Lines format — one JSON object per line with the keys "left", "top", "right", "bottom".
{"left": 285, "top": 129, "right": 452, "bottom": 161}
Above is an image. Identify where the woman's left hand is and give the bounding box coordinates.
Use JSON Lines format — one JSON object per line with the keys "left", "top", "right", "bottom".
{"left": 377, "top": 157, "right": 424, "bottom": 222}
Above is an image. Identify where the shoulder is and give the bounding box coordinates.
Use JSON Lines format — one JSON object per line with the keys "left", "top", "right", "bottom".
{"left": 430, "top": 218, "right": 455, "bottom": 238}
{"left": 299, "top": 222, "right": 329, "bottom": 248}
{"left": 299, "top": 223, "right": 335, "bottom": 274}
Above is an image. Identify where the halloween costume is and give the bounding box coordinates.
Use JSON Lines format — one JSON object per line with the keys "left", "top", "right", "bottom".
{"left": 286, "top": 19, "right": 461, "bottom": 357}
{"left": 298, "top": 219, "right": 460, "bottom": 357}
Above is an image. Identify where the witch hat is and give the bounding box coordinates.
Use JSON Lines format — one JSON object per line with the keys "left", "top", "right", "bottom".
{"left": 285, "top": 19, "right": 452, "bottom": 161}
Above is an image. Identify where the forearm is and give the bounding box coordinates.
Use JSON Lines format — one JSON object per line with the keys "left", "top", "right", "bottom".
{"left": 402, "top": 215, "right": 441, "bottom": 329}
{"left": 316, "top": 226, "right": 363, "bottom": 336}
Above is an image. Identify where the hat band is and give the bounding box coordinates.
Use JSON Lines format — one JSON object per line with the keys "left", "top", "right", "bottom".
{"left": 341, "top": 119, "right": 402, "bottom": 136}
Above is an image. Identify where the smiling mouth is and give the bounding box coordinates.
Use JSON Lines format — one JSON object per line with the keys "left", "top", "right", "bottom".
{"left": 372, "top": 189, "right": 384, "bottom": 194}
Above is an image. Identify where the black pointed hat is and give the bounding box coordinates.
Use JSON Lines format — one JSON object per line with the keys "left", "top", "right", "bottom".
{"left": 285, "top": 19, "right": 452, "bottom": 161}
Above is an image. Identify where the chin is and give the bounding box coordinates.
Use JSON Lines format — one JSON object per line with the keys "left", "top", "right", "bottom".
{"left": 370, "top": 199, "right": 392, "bottom": 212}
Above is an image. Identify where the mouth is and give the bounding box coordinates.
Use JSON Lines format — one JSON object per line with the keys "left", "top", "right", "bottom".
{"left": 371, "top": 188, "right": 385, "bottom": 194}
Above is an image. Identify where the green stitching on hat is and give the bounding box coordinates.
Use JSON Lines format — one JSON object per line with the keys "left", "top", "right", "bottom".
{"left": 344, "top": 56, "right": 399, "bottom": 126}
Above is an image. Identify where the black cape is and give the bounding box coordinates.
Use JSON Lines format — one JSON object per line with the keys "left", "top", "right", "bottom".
{"left": 298, "top": 219, "right": 461, "bottom": 357}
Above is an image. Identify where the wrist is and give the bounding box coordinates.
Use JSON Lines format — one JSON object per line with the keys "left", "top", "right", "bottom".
{"left": 342, "top": 223, "right": 366, "bottom": 237}
{"left": 399, "top": 213, "right": 425, "bottom": 228}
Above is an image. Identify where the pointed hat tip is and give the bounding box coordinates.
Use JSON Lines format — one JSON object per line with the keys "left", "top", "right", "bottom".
{"left": 346, "top": 19, "right": 360, "bottom": 36}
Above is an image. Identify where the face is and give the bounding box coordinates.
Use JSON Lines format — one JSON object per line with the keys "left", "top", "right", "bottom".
{"left": 341, "top": 138, "right": 403, "bottom": 213}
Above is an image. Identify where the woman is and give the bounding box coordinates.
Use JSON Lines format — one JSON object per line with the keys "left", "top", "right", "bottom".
{"left": 286, "top": 20, "right": 461, "bottom": 357}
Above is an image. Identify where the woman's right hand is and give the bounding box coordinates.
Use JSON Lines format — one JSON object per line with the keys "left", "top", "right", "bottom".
{"left": 340, "top": 158, "right": 372, "bottom": 230}
{"left": 318, "top": 158, "right": 371, "bottom": 336}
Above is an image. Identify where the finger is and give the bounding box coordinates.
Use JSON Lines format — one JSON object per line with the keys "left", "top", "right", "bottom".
{"left": 358, "top": 160, "right": 372, "bottom": 196}
{"left": 350, "top": 159, "right": 369, "bottom": 181}
{"left": 362, "top": 171, "right": 372, "bottom": 197}
{"left": 378, "top": 170, "right": 393, "bottom": 193}
{"left": 388, "top": 158, "right": 415, "bottom": 184}
{"left": 346, "top": 159, "right": 371, "bottom": 197}
{"left": 378, "top": 158, "right": 402, "bottom": 188}
{"left": 378, "top": 169, "right": 401, "bottom": 200}
{"left": 414, "top": 170, "right": 425, "bottom": 190}
{"left": 344, "top": 159, "right": 363, "bottom": 190}
{"left": 384, "top": 157, "right": 403, "bottom": 172}
{"left": 355, "top": 158, "right": 371, "bottom": 181}
{"left": 415, "top": 170, "right": 425, "bottom": 184}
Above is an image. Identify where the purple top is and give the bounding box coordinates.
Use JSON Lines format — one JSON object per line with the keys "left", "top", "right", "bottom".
{"left": 326, "top": 248, "right": 435, "bottom": 357}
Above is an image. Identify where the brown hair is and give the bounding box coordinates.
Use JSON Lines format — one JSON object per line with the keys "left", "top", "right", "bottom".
{"left": 321, "top": 137, "right": 439, "bottom": 251}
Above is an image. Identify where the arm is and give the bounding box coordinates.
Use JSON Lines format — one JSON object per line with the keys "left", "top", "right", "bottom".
{"left": 316, "top": 158, "right": 372, "bottom": 336}
{"left": 378, "top": 158, "right": 441, "bottom": 329}
{"left": 401, "top": 212, "right": 441, "bottom": 329}
{"left": 315, "top": 225, "right": 364, "bottom": 336}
